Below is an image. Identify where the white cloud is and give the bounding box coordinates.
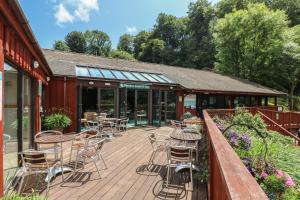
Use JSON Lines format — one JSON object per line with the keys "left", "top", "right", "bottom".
{"left": 53, "top": 0, "right": 99, "bottom": 26}
{"left": 126, "top": 26, "right": 137, "bottom": 34}
{"left": 55, "top": 3, "right": 74, "bottom": 26}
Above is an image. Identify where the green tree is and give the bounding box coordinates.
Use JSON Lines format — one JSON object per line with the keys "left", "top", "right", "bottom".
{"left": 139, "top": 39, "right": 165, "bottom": 63}
{"left": 151, "top": 13, "right": 188, "bottom": 66}
{"left": 117, "top": 34, "right": 134, "bottom": 54}
{"left": 53, "top": 40, "right": 70, "bottom": 52}
{"left": 186, "top": 0, "right": 215, "bottom": 68}
{"left": 281, "top": 26, "right": 300, "bottom": 109}
{"left": 111, "top": 50, "right": 135, "bottom": 61}
{"left": 133, "top": 31, "right": 151, "bottom": 58}
{"left": 214, "top": 4, "right": 288, "bottom": 89}
{"left": 84, "top": 30, "right": 111, "bottom": 57}
{"left": 65, "top": 31, "right": 86, "bottom": 53}
{"left": 216, "top": 0, "right": 300, "bottom": 26}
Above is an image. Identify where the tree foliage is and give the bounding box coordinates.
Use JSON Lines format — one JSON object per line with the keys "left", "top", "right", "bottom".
{"left": 117, "top": 34, "right": 134, "bottom": 54}
{"left": 139, "top": 39, "right": 165, "bottom": 63}
{"left": 65, "top": 31, "right": 86, "bottom": 53}
{"left": 53, "top": 40, "right": 70, "bottom": 52}
{"left": 214, "top": 4, "right": 288, "bottom": 89}
{"left": 111, "top": 50, "right": 135, "bottom": 61}
{"left": 84, "top": 30, "right": 112, "bottom": 57}
{"left": 133, "top": 31, "right": 151, "bottom": 58}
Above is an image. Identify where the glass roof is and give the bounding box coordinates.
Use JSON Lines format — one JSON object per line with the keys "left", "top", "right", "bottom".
{"left": 100, "top": 69, "right": 115, "bottom": 79}
{"left": 75, "top": 66, "right": 175, "bottom": 84}
{"left": 88, "top": 68, "right": 103, "bottom": 78}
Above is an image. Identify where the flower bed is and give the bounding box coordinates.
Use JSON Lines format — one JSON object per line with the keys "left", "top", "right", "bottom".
{"left": 213, "top": 108, "right": 300, "bottom": 200}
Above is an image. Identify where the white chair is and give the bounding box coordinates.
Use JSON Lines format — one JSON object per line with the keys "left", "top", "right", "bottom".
{"left": 18, "top": 150, "right": 59, "bottom": 197}
{"left": 166, "top": 146, "right": 193, "bottom": 191}
{"left": 147, "top": 133, "right": 170, "bottom": 164}
{"left": 69, "top": 129, "right": 104, "bottom": 163}
{"left": 73, "top": 136, "right": 107, "bottom": 178}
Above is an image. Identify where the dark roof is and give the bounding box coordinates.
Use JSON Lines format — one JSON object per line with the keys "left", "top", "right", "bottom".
{"left": 43, "top": 49, "right": 285, "bottom": 96}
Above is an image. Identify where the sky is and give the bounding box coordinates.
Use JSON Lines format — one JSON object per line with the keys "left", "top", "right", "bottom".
{"left": 19, "top": 0, "right": 217, "bottom": 49}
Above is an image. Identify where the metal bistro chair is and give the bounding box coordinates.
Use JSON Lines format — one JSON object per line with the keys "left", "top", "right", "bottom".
{"left": 118, "top": 118, "right": 129, "bottom": 131}
{"left": 18, "top": 150, "right": 59, "bottom": 197}
{"left": 147, "top": 133, "right": 170, "bottom": 164}
{"left": 69, "top": 129, "right": 104, "bottom": 163}
{"left": 35, "top": 130, "right": 63, "bottom": 160}
{"left": 73, "top": 136, "right": 107, "bottom": 178}
{"left": 166, "top": 146, "right": 193, "bottom": 191}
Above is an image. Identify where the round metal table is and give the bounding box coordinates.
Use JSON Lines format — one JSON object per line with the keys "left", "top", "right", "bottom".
{"left": 170, "top": 130, "right": 202, "bottom": 141}
{"left": 35, "top": 134, "right": 75, "bottom": 181}
{"left": 170, "top": 130, "right": 202, "bottom": 172}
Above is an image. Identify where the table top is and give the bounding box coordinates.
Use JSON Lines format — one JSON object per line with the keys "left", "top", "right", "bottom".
{"left": 170, "top": 130, "right": 202, "bottom": 141}
{"left": 35, "top": 134, "right": 75, "bottom": 144}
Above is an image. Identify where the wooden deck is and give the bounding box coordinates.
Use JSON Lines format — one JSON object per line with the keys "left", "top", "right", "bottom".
{"left": 43, "top": 127, "right": 207, "bottom": 200}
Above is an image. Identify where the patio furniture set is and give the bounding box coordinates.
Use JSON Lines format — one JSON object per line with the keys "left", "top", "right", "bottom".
{"left": 14, "top": 124, "right": 115, "bottom": 197}
{"left": 81, "top": 112, "right": 129, "bottom": 138}
{"left": 148, "top": 120, "right": 202, "bottom": 191}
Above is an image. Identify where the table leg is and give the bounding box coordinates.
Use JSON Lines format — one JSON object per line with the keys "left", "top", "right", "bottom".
{"left": 60, "top": 142, "right": 64, "bottom": 180}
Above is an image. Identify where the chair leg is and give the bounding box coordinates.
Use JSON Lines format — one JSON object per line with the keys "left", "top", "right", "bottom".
{"left": 166, "top": 164, "right": 170, "bottom": 188}
{"left": 97, "top": 153, "right": 107, "bottom": 169}
{"left": 69, "top": 148, "right": 73, "bottom": 163}
{"left": 73, "top": 156, "right": 79, "bottom": 177}
{"left": 45, "top": 176, "right": 51, "bottom": 198}
{"left": 17, "top": 175, "right": 24, "bottom": 194}
{"left": 190, "top": 165, "right": 193, "bottom": 191}
{"left": 92, "top": 158, "right": 101, "bottom": 178}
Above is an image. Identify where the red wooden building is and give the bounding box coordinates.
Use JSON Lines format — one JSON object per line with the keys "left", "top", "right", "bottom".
{"left": 43, "top": 49, "right": 285, "bottom": 132}
{"left": 0, "top": 0, "right": 52, "bottom": 195}
{"left": 0, "top": 0, "right": 286, "bottom": 197}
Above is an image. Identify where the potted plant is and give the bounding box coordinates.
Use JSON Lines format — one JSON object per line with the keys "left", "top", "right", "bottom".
{"left": 43, "top": 113, "right": 71, "bottom": 132}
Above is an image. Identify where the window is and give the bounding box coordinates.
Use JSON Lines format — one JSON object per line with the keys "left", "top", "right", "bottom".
{"left": 122, "top": 71, "right": 138, "bottom": 81}
{"left": 141, "top": 73, "right": 158, "bottom": 82}
{"left": 184, "top": 94, "right": 196, "bottom": 109}
{"left": 76, "top": 66, "right": 90, "bottom": 77}
{"left": 149, "top": 74, "right": 167, "bottom": 83}
{"left": 111, "top": 70, "right": 127, "bottom": 80}
{"left": 100, "top": 69, "right": 115, "bottom": 79}
{"left": 131, "top": 72, "right": 149, "bottom": 82}
{"left": 88, "top": 68, "right": 103, "bottom": 78}
{"left": 158, "top": 75, "right": 173, "bottom": 83}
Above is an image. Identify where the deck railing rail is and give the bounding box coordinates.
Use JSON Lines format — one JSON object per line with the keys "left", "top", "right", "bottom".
{"left": 203, "top": 110, "right": 268, "bottom": 200}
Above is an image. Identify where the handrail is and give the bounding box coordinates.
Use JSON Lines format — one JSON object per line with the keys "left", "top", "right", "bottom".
{"left": 204, "top": 110, "right": 268, "bottom": 200}
{"left": 257, "top": 111, "right": 300, "bottom": 145}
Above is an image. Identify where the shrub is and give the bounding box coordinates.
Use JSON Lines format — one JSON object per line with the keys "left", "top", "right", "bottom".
{"left": 182, "top": 112, "right": 193, "bottom": 119}
{"left": 44, "top": 113, "right": 71, "bottom": 130}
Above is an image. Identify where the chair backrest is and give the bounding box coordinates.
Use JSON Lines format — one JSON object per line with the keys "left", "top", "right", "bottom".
{"left": 35, "top": 130, "right": 62, "bottom": 140}
{"left": 148, "top": 133, "right": 156, "bottom": 145}
{"left": 168, "top": 146, "right": 192, "bottom": 163}
{"left": 84, "top": 112, "right": 97, "bottom": 121}
{"left": 99, "top": 113, "right": 107, "bottom": 118}
{"left": 86, "top": 136, "right": 106, "bottom": 152}
{"left": 20, "top": 150, "right": 48, "bottom": 168}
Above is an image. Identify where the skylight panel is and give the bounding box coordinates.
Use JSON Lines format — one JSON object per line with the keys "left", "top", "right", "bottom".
{"left": 158, "top": 74, "right": 173, "bottom": 83}
{"left": 122, "top": 71, "right": 138, "bottom": 81}
{"left": 131, "top": 72, "right": 149, "bottom": 81}
{"left": 149, "top": 74, "right": 167, "bottom": 83}
{"left": 76, "top": 66, "right": 90, "bottom": 77}
{"left": 88, "top": 68, "right": 103, "bottom": 78}
{"left": 100, "top": 69, "right": 116, "bottom": 79}
{"left": 141, "top": 73, "right": 158, "bottom": 82}
{"left": 111, "top": 70, "right": 127, "bottom": 80}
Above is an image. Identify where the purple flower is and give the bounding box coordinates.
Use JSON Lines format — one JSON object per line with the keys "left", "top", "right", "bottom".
{"left": 239, "top": 133, "right": 252, "bottom": 151}
{"left": 285, "top": 177, "right": 295, "bottom": 187}
{"left": 276, "top": 170, "right": 284, "bottom": 178}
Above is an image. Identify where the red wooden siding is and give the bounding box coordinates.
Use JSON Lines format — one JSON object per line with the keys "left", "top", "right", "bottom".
{"left": 45, "top": 77, "right": 77, "bottom": 133}
{"left": 204, "top": 110, "right": 268, "bottom": 200}
{"left": 0, "top": 19, "right": 4, "bottom": 197}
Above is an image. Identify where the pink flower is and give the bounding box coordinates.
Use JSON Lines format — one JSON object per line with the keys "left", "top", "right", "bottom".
{"left": 285, "top": 177, "right": 295, "bottom": 187}
{"left": 261, "top": 171, "right": 268, "bottom": 178}
{"left": 276, "top": 170, "right": 284, "bottom": 178}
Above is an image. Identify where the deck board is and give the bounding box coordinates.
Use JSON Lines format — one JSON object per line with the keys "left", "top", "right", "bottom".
{"left": 40, "top": 127, "right": 207, "bottom": 200}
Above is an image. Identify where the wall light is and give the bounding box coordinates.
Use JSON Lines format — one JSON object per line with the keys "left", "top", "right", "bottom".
{"left": 89, "top": 81, "right": 94, "bottom": 85}
{"left": 105, "top": 82, "right": 111, "bottom": 86}
{"left": 46, "top": 77, "right": 50, "bottom": 82}
{"left": 33, "top": 60, "right": 39, "bottom": 69}
{"left": 170, "top": 86, "right": 173, "bottom": 90}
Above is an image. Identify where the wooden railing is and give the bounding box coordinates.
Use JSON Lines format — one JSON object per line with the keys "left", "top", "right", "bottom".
{"left": 204, "top": 110, "right": 268, "bottom": 200}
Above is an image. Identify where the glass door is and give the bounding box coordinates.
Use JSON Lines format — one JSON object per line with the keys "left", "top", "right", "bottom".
{"left": 127, "top": 89, "right": 135, "bottom": 127}
{"left": 119, "top": 88, "right": 127, "bottom": 118}
{"left": 22, "top": 75, "right": 32, "bottom": 150}
{"left": 152, "top": 90, "right": 161, "bottom": 126}
{"left": 4, "top": 63, "right": 18, "bottom": 189}
{"left": 136, "top": 90, "right": 148, "bottom": 126}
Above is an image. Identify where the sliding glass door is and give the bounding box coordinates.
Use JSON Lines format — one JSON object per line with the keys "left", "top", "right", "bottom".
{"left": 3, "top": 62, "right": 34, "bottom": 190}
{"left": 136, "top": 90, "right": 148, "bottom": 126}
